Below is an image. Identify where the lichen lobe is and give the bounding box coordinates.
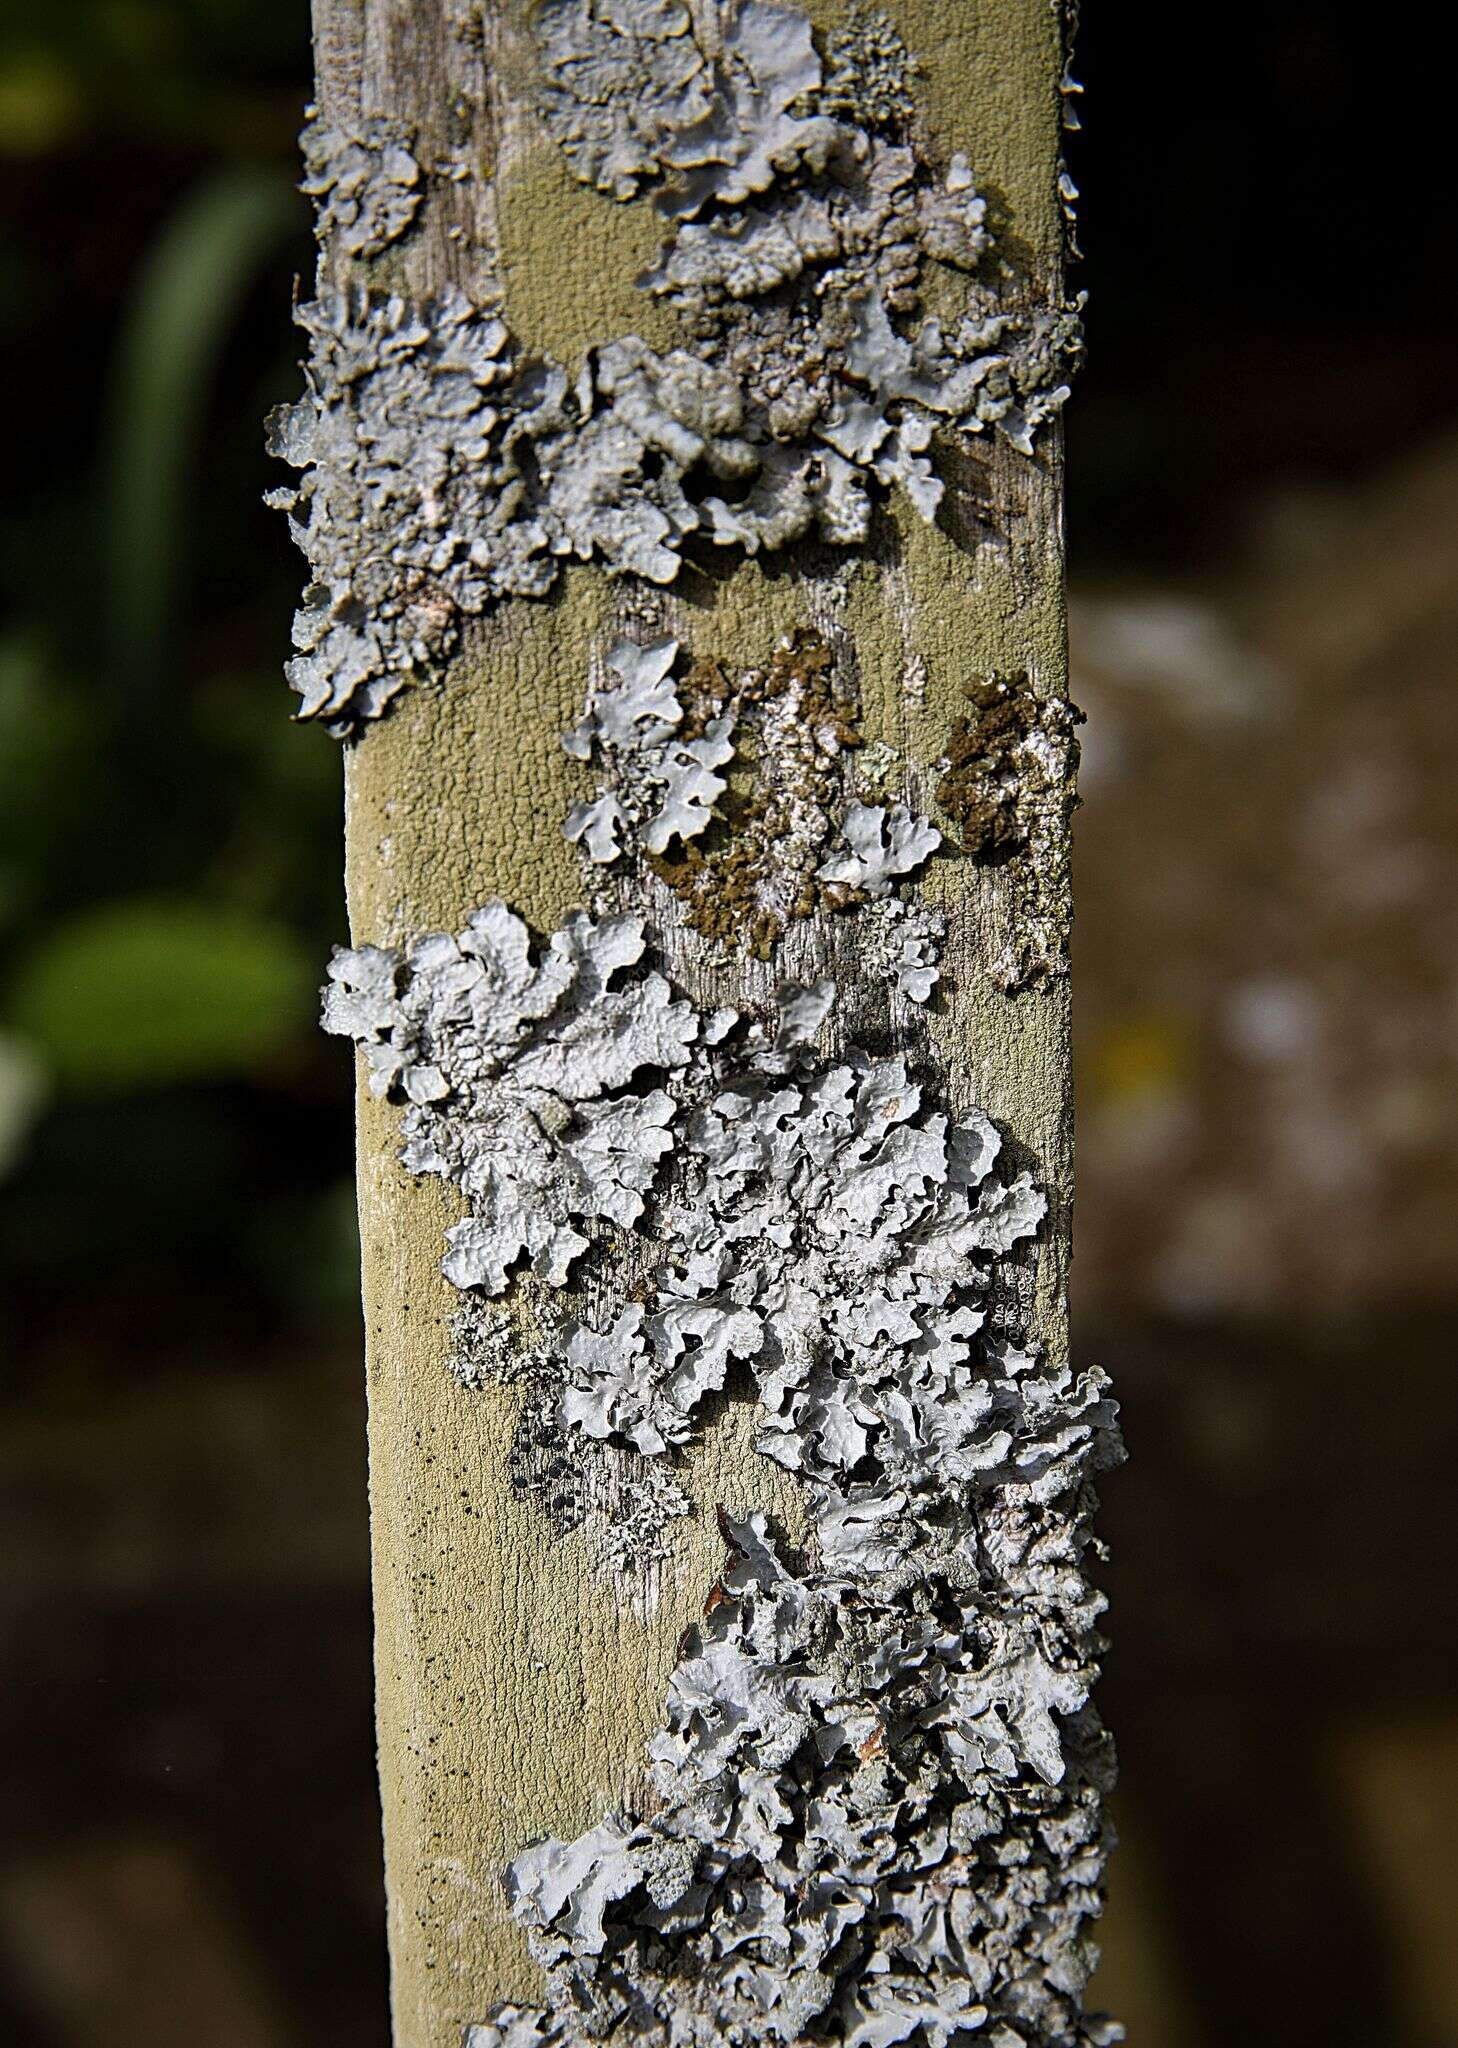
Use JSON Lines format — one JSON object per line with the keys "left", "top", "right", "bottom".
{"left": 300, "top": 110, "right": 422, "bottom": 260}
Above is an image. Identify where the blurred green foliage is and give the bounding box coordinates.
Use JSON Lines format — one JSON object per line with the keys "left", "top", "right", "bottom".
{"left": 5, "top": 896, "right": 314, "bottom": 1091}
{"left": 0, "top": 0, "right": 359, "bottom": 1368}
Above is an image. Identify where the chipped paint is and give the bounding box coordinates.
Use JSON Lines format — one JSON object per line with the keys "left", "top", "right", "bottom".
{"left": 269, "top": 0, "right": 1082, "bottom": 732}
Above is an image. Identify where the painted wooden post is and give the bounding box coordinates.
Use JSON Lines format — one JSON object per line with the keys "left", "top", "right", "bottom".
{"left": 273, "top": 4, "right": 1120, "bottom": 2044}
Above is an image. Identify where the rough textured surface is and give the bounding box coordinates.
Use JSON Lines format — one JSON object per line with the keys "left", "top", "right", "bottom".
{"left": 645, "top": 630, "right": 865, "bottom": 958}
{"left": 463, "top": 985, "right": 1120, "bottom": 2048}
{"left": 272, "top": 0, "right": 1083, "bottom": 731}
{"left": 934, "top": 673, "right": 1081, "bottom": 990}
{"left": 303, "top": 2, "right": 1094, "bottom": 2041}
{"left": 562, "top": 632, "right": 944, "bottom": 992}
{"left": 300, "top": 109, "right": 423, "bottom": 259}
{"left": 323, "top": 905, "right": 696, "bottom": 1292}
{"left": 563, "top": 638, "right": 737, "bottom": 865}
{"left": 327, "top": 894, "right": 1121, "bottom": 2046}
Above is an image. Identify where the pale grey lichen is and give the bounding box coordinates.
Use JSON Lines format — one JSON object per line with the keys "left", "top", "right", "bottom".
{"left": 642, "top": 631, "right": 863, "bottom": 957}
{"left": 321, "top": 902, "right": 697, "bottom": 1294}
{"left": 271, "top": 0, "right": 1083, "bottom": 731}
{"left": 862, "top": 895, "right": 945, "bottom": 1004}
{"left": 452, "top": 1298, "right": 694, "bottom": 1575}
{"left": 442, "top": 957, "right": 1120, "bottom": 2039}
{"left": 299, "top": 109, "right": 423, "bottom": 259}
{"left": 322, "top": 896, "right": 1119, "bottom": 2047}
{"left": 852, "top": 737, "right": 899, "bottom": 790}
{"left": 1057, "top": 0, "right": 1084, "bottom": 258}
{"left": 563, "top": 638, "right": 737, "bottom": 863}
{"left": 450, "top": 966, "right": 1121, "bottom": 2042}
{"left": 818, "top": 800, "right": 942, "bottom": 900}
{"left": 479, "top": 1475, "right": 1120, "bottom": 2046}
{"left": 545, "top": 1037, "right": 1062, "bottom": 1515}
{"left": 530, "top": 0, "right": 717, "bottom": 202}
{"left": 562, "top": 635, "right": 948, "bottom": 978}
{"left": 265, "top": 293, "right": 764, "bottom": 728}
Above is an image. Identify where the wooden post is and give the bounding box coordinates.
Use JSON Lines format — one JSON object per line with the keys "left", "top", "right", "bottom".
{"left": 277, "top": 4, "right": 1119, "bottom": 2043}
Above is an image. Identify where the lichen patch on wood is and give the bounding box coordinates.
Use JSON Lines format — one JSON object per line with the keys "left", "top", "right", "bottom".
{"left": 298, "top": 0, "right": 1106, "bottom": 2037}
{"left": 641, "top": 630, "right": 871, "bottom": 958}
{"left": 934, "top": 672, "right": 1082, "bottom": 992}
{"left": 300, "top": 110, "right": 423, "bottom": 260}
{"left": 269, "top": 0, "right": 1083, "bottom": 733}
{"left": 324, "top": 764, "right": 1117, "bottom": 2048}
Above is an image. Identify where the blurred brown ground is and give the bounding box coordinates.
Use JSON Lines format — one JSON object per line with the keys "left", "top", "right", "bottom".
{"left": 1077, "top": 433, "right": 1458, "bottom": 2043}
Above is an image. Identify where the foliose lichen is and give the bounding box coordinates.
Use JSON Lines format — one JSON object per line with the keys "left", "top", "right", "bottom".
{"left": 323, "top": 905, "right": 1121, "bottom": 2046}
{"left": 818, "top": 800, "right": 942, "bottom": 900}
{"left": 322, "top": 902, "right": 697, "bottom": 1294}
{"left": 934, "top": 673, "right": 1081, "bottom": 992}
{"left": 299, "top": 110, "right": 422, "bottom": 260}
{"left": 563, "top": 638, "right": 737, "bottom": 865}
{"left": 265, "top": 291, "right": 759, "bottom": 727}
{"left": 1057, "top": 1, "right": 1084, "bottom": 259}
{"left": 303, "top": 2, "right": 1110, "bottom": 2031}
{"left": 862, "top": 894, "right": 946, "bottom": 1005}
{"left": 452, "top": 1296, "right": 695, "bottom": 1577}
{"left": 270, "top": 0, "right": 1083, "bottom": 731}
{"left": 560, "top": 631, "right": 944, "bottom": 996}
{"left": 644, "top": 631, "right": 867, "bottom": 957}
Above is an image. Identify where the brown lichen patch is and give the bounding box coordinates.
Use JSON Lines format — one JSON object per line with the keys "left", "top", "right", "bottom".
{"left": 650, "top": 630, "right": 859, "bottom": 959}
{"left": 670, "top": 654, "right": 733, "bottom": 742}
{"left": 935, "top": 670, "right": 1083, "bottom": 989}
{"left": 938, "top": 670, "right": 1044, "bottom": 860}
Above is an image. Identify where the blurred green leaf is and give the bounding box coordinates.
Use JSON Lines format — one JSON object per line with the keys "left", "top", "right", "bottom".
{"left": 4, "top": 895, "right": 314, "bottom": 1091}
{"left": 104, "top": 164, "right": 298, "bottom": 688}
{"left": 0, "top": 635, "right": 97, "bottom": 925}
{"left": 0, "top": 1029, "right": 47, "bottom": 1177}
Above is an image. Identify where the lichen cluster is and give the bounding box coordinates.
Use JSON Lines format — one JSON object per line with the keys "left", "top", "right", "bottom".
{"left": 323, "top": 905, "right": 1121, "bottom": 2047}
{"left": 563, "top": 638, "right": 738, "bottom": 866}
{"left": 299, "top": 111, "right": 422, "bottom": 260}
{"left": 299, "top": 7, "right": 1109, "bottom": 2038}
{"left": 562, "top": 629, "right": 943, "bottom": 988}
{"left": 859, "top": 894, "right": 946, "bottom": 1006}
{"left": 322, "top": 903, "right": 697, "bottom": 1295}
{"left": 646, "top": 632, "right": 866, "bottom": 958}
{"left": 935, "top": 674, "right": 1082, "bottom": 991}
{"left": 475, "top": 1476, "right": 1120, "bottom": 2048}
{"left": 269, "top": 0, "right": 1083, "bottom": 731}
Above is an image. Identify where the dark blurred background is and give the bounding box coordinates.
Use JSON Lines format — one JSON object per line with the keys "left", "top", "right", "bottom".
{"left": 0, "top": 4, "right": 1452, "bottom": 2042}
